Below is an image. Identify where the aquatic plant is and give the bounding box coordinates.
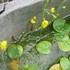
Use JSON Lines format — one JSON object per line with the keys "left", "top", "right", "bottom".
{"left": 50, "top": 57, "right": 70, "bottom": 70}
{"left": 0, "top": 0, "right": 70, "bottom": 70}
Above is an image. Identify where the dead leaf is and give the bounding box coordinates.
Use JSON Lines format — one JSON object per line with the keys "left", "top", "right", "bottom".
{"left": 7, "top": 59, "right": 19, "bottom": 70}
{"left": 49, "top": 64, "right": 62, "bottom": 70}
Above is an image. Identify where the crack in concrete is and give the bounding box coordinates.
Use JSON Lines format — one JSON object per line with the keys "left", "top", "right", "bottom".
{"left": 0, "top": 3, "right": 6, "bottom": 14}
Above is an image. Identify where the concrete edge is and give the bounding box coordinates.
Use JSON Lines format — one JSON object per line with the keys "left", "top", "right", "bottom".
{"left": 0, "top": 0, "right": 43, "bottom": 18}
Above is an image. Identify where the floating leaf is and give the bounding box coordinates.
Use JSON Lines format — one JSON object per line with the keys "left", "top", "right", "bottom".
{"left": 61, "top": 24, "right": 70, "bottom": 33}
{"left": 58, "top": 40, "right": 70, "bottom": 52}
{"left": 17, "top": 45, "right": 23, "bottom": 57}
{"left": 28, "top": 66, "right": 37, "bottom": 70}
{"left": 7, "top": 44, "right": 23, "bottom": 59}
{"left": 60, "top": 57, "right": 70, "bottom": 70}
{"left": 53, "top": 18, "right": 65, "bottom": 32}
{"left": 49, "top": 64, "right": 62, "bottom": 70}
{"left": 36, "top": 41, "right": 51, "bottom": 54}
{"left": 54, "top": 33, "right": 69, "bottom": 42}
{"left": 53, "top": 18, "right": 70, "bottom": 33}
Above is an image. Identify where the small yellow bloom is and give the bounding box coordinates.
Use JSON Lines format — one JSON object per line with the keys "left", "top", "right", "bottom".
{"left": 62, "top": 6, "right": 66, "bottom": 9}
{"left": 22, "top": 32, "right": 25, "bottom": 34}
{"left": 30, "top": 16, "right": 37, "bottom": 24}
{"left": 33, "top": 16, "right": 37, "bottom": 20}
{"left": 41, "top": 20, "right": 49, "bottom": 28}
{"left": 31, "top": 19, "right": 36, "bottom": 24}
{"left": 50, "top": 7, "right": 56, "bottom": 13}
{"left": 0, "top": 40, "right": 7, "bottom": 51}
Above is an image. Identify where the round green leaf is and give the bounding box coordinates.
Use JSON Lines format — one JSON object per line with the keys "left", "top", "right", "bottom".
{"left": 7, "top": 44, "right": 23, "bottom": 59}
{"left": 61, "top": 24, "right": 70, "bottom": 33}
{"left": 54, "top": 33, "right": 69, "bottom": 42}
{"left": 36, "top": 41, "right": 51, "bottom": 54}
{"left": 17, "top": 45, "right": 23, "bottom": 57}
{"left": 53, "top": 18, "right": 65, "bottom": 32}
{"left": 60, "top": 57, "right": 70, "bottom": 70}
{"left": 28, "top": 66, "right": 37, "bottom": 70}
{"left": 58, "top": 40, "right": 70, "bottom": 52}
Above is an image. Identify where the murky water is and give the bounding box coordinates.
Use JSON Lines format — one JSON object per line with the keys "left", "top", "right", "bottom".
{"left": 0, "top": 16, "right": 70, "bottom": 70}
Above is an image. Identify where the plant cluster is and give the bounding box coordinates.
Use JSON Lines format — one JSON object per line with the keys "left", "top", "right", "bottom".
{"left": 0, "top": 0, "right": 70, "bottom": 70}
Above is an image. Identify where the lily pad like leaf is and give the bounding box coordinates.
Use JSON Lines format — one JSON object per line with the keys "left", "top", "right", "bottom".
{"left": 58, "top": 39, "right": 70, "bottom": 52}
{"left": 28, "top": 66, "right": 37, "bottom": 70}
{"left": 61, "top": 24, "right": 70, "bottom": 33}
{"left": 53, "top": 18, "right": 70, "bottom": 33}
{"left": 17, "top": 45, "right": 23, "bottom": 57}
{"left": 8, "top": 44, "right": 23, "bottom": 59}
{"left": 36, "top": 41, "right": 51, "bottom": 54}
{"left": 54, "top": 33, "right": 69, "bottom": 42}
{"left": 53, "top": 18, "right": 65, "bottom": 32}
{"left": 60, "top": 57, "right": 70, "bottom": 70}
{"left": 49, "top": 64, "right": 62, "bottom": 70}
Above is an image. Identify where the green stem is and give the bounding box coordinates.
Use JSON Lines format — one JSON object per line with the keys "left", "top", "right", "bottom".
{"left": 45, "top": 10, "right": 57, "bottom": 19}
{"left": 57, "top": 0, "right": 67, "bottom": 12}
{"left": 42, "top": 0, "right": 49, "bottom": 20}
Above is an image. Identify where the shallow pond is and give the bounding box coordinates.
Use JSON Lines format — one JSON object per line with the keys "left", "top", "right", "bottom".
{"left": 0, "top": 16, "right": 70, "bottom": 70}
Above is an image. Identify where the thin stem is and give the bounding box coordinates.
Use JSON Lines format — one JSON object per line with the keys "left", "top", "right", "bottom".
{"left": 36, "top": 31, "right": 54, "bottom": 43}
{"left": 57, "top": 0, "right": 67, "bottom": 12}
{"left": 42, "top": 0, "right": 49, "bottom": 20}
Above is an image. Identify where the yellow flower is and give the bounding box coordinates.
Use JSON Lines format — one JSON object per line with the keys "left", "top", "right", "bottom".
{"left": 31, "top": 19, "right": 36, "bottom": 24}
{"left": 41, "top": 20, "right": 49, "bottom": 28}
{"left": 30, "top": 16, "right": 37, "bottom": 24}
{"left": 50, "top": 7, "right": 56, "bottom": 13}
{"left": 0, "top": 40, "right": 7, "bottom": 51}
{"left": 62, "top": 6, "right": 66, "bottom": 9}
{"left": 33, "top": 16, "right": 37, "bottom": 20}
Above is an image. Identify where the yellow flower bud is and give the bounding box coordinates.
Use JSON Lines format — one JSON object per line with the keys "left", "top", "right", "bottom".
{"left": 30, "top": 16, "right": 37, "bottom": 24}
{"left": 62, "top": 6, "right": 66, "bottom": 9}
{"left": 33, "top": 16, "right": 37, "bottom": 20}
{"left": 50, "top": 7, "right": 56, "bottom": 13}
{"left": 22, "top": 32, "right": 25, "bottom": 34}
{"left": 31, "top": 18, "right": 36, "bottom": 24}
{"left": 41, "top": 20, "right": 49, "bottom": 28}
{"left": 0, "top": 40, "right": 7, "bottom": 51}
